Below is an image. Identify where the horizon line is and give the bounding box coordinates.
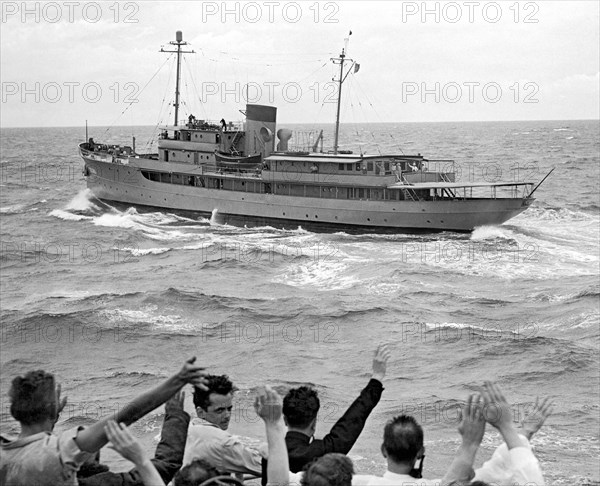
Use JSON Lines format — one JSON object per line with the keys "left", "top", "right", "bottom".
{"left": 1, "top": 118, "right": 598, "bottom": 130}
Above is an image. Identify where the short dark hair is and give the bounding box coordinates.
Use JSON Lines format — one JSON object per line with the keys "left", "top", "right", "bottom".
{"left": 301, "top": 453, "right": 354, "bottom": 486}
{"left": 283, "top": 386, "right": 320, "bottom": 428}
{"left": 193, "top": 375, "right": 234, "bottom": 411}
{"left": 382, "top": 415, "right": 424, "bottom": 463}
{"left": 9, "top": 370, "right": 58, "bottom": 426}
{"left": 173, "top": 459, "right": 220, "bottom": 486}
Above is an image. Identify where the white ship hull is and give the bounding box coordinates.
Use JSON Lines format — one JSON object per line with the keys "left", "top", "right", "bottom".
{"left": 83, "top": 156, "right": 532, "bottom": 232}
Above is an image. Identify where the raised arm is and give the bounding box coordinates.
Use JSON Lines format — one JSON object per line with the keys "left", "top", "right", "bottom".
{"left": 477, "top": 382, "right": 546, "bottom": 485}
{"left": 441, "top": 394, "right": 486, "bottom": 486}
{"left": 319, "top": 344, "right": 391, "bottom": 453}
{"left": 255, "top": 386, "right": 289, "bottom": 486}
{"left": 105, "top": 421, "right": 166, "bottom": 486}
{"left": 480, "top": 381, "right": 523, "bottom": 450}
{"left": 75, "top": 357, "right": 207, "bottom": 452}
{"left": 520, "top": 396, "right": 554, "bottom": 440}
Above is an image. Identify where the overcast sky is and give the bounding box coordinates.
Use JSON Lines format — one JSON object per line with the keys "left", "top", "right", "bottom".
{"left": 1, "top": 1, "right": 599, "bottom": 127}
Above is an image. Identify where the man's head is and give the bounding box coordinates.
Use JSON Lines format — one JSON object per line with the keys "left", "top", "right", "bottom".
{"left": 381, "top": 415, "right": 424, "bottom": 467}
{"left": 193, "top": 375, "right": 234, "bottom": 430}
{"left": 173, "top": 459, "right": 242, "bottom": 486}
{"left": 9, "top": 370, "right": 59, "bottom": 427}
{"left": 173, "top": 459, "right": 218, "bottom": 486}
{"left": 283, "top": 386, "right": 320, "bottom": 434}
{"left": 300, "top": 453, "right": 354, "bottom": 486}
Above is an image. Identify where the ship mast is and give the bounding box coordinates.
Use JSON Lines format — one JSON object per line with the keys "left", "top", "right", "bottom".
{"left": 161, "top": 31, "right": 194, "bottom": 127}
{"left": 331, "top": 32, "right": 358, "bottom": 155}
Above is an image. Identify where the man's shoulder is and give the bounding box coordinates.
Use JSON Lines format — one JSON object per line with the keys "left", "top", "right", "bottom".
{"left": 352, "top": 472, "right": 441, "bottom": 486}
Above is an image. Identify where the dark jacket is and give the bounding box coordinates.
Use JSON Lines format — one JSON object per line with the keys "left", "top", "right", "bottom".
{"left": 283, "top": 378, "right": 383, "bottom": 476}
{"left": 261, "top": 378, "right": 384, "bottom": 482}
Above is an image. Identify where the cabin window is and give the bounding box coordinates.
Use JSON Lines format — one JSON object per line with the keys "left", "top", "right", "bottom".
{"left": 358, "top": 188, "right": 364, "bottom": 198}
{"left": 356, "top": 163, "right": 361, "bottom": 171}
{"left": 367, "top": 162, "right": 373, "bottom": 171}
{"left": 384, "top": 162, "right": 390, "bottom": 171}
{"left": 339, "top": 163, "right": 345, "bottom": 171}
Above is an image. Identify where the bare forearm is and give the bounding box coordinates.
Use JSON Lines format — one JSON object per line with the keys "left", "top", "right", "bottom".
{"left": 498, "top": 423, "right": 524, "bottom": 450}
{"left": 116, "top": 375, "right": 184, "bottom": 425}
{"left": 76, "top": 375, "right": 185, "bottom": 452}
{"left": 137, "top": 459, "right": 167, "bottom": 486}
{"left": 265, "top": 421, "right": 289, "bottom": 485}
{"left": 441, "top": 442, "right": 478, "bottom": 486}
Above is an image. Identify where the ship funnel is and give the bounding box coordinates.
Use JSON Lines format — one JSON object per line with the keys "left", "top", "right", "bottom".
{"left": 245, "top": 104, "right": 277, "bottom": 158}
{"left": 277, "top": 129, "right": 293, "bottom": 151}
{"left": 176, "top": 31, "right": 183, "bottom": 42}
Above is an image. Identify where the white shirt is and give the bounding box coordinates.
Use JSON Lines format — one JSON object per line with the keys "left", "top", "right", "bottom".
{"left": 288, "top": 471, "right": 440, "bottom": 486}
{"left": 474, "top": 435, "right": 545, "bottom": 485}
{"left": 0, "top": 427, "right": 93, "bottom": 486}
{"left": 183, "top": 418, "right": 263, "bottom": 476}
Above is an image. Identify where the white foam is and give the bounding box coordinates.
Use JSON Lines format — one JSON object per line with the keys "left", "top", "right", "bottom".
{"left": 471, "top": 225, "right": 514, "bottom": 240}
{"left": 121, "top": 246, "right": 171, "bottom": 256}
{"left": 101, "top": 306, "right": 183, "bottom": 326}
{"left": 49, "top": 209, "right": 93, "bottom": 221}
{"left": 65, "top": 188, "right": 99, "bottom": 212}
{"left": 93, "top": 211, "right": 138, "bottom": 229}
{"left": 0, "top": 204, "right": 24, "bottom": 214}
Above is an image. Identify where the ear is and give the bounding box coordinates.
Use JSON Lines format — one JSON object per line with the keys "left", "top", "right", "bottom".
{"left": 283, "top": 416, "right": 289, "bottom": 427}
{"left": 196, "top": 406, "right": 205, "bottom": 419}
{"left": 418, "top": 446, "right": 425, "bottom": 458}
{"left": 381, "top": 444, "right": 387, "bottom": 458}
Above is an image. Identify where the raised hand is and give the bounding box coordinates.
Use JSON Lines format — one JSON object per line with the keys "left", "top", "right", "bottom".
{"left": 53, "top": 383, "right": 68, "bottom": 425}
{"left": 480, "top": 381, "right": 513, "bottom": 430}
{"left": 165, "top": 390, "right": 185, "bottom": 415}
{"left": 480, "top": 381, "right": 523, "bottom": 450}
{"left": 521, "top": 396, "right": 554, "bottom": 440}
{"left": 372, "top": 344, "right": 392, "bottom": 382}
{"left": 105, "top": 421, "right": 166, "bottom": 486}
{"left": 254, "top": 385, "right": 283, "bottom": 424}
{"left": 176, "top": 357, "right": 208, "bottom": 390}
{"left": 458, "top": 394, "right": 486, "bottom": 447}
{"left": 105, "top": 421, "right": 147, "bottom": 466}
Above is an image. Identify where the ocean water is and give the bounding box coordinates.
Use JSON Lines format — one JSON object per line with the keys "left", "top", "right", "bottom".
{"left": 0, "top": 120, "right": 598, "bottom": 485}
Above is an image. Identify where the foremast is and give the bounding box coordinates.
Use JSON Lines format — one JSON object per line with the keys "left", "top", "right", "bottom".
{"left": 331, "top": 32, "right": 359, "bottom": 155}
{"left": 160, "top": 31, "right": 195, "bottom": 127}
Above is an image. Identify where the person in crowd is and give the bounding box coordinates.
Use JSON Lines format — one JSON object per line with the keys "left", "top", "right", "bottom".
{"left": 470, "top": 382, "right": 549, "bottom": 485}
{"left": 282, "top": 344, "right": 390, "bottom": 473}
{"left": 78, "top": 391, "right": 190, "bottom": 486}
{"left": 290, "top": 394, "right": 487, "bottom": 486}
{"left": 174, "top": 458, "right": 241, "bottom": 486}
{"left": 102, "top": 420, "right": 165, "bottom": 486}
{"left": 183, "top": 374, "right": 264, "bottom": 478}
{"left": 174, "top": 385, "right": 288, "bottom": 486}
{"left": 0, "top": 358, "right": 207, "bottom": 486}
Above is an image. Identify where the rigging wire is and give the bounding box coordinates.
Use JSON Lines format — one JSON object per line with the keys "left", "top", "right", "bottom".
{"left": 103, "top": 53, "right": 175, "bottom": 137}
